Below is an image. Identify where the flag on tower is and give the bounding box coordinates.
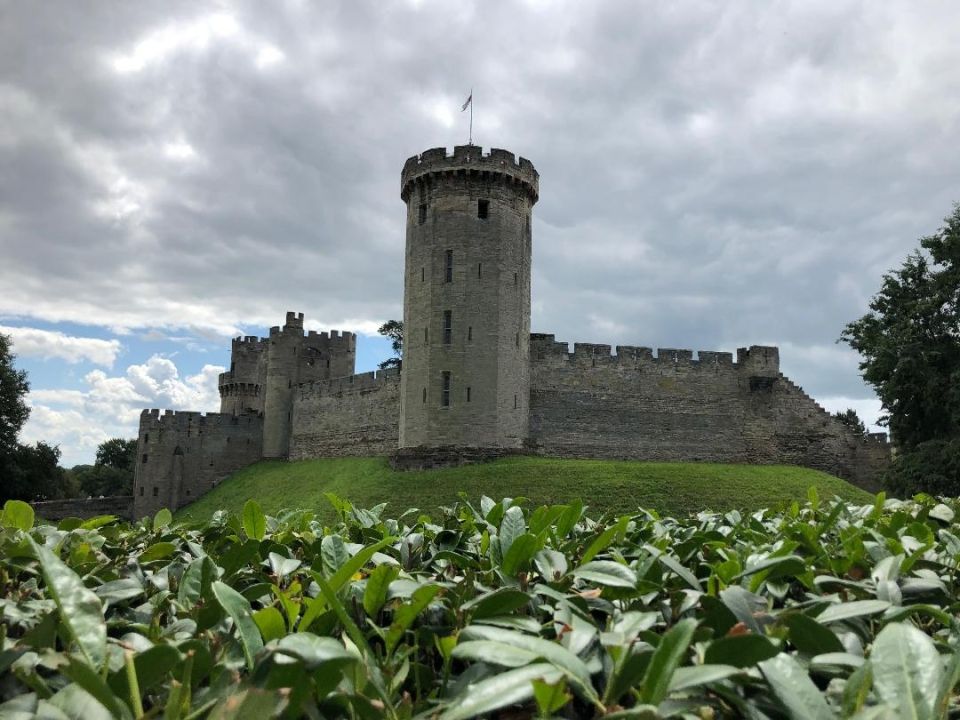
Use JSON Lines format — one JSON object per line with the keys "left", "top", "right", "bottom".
{"left": 461, "top": 92, "right": 472, "bottom": 112}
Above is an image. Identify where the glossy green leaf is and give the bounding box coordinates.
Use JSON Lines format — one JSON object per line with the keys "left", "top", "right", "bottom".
{"left": 639, "top": 617, "right": 697, "bottom": 705}
{"left": 241, "top": 499, "right": 266, "bottom": 540}
{"left": 28, "top": 538, "right": 106, "bottom": 669}
{"left": 139, "top": 541, "right": 177, "bottom": 562}
{"left": 499, "top": 505, "right": 525, "bottom": 558}
{"left": 463, "top": 588, "right": 530, "bottom": 619}
{"left": 759, "top": 653, "right": 834, "bottom": 720}
{"left": 501, "top": 533, "right": 539, "bottom": 576}
{"left": 211, "top": 580, "right": 264, "bottom": 669}
{"left": 152, "top": 508, "right": 172, "bottom": 531}
{"left": 362, "top": 563, "right": 399, "bottom": 617}
{"left": 703, "top": 634, "right": 779, "bottom": 668}
{"left": 2, "top": 499, "right": 34, "bottom": 530}
{"left": 816, "top": 600, "right": 890, "bottom": 625}
{"left": 668, "top": 664, "right": 740, "bottom": 692}
{"left": 441, "top": 662, "right": 562, "bottom": 720}
{"left": 870, "top": 622, "right": 941, "bottom": 720}
{"left": 386, "top": 584, "right": 440, "bottom": 654}
{"left": 572, "top": 560, "right": 637, "bottom": 588}
{"left": 784, "top": 613, "right": 844, "bottom": 654}
{"left": 253, "top": 607, "right": 286, "bottom": 643}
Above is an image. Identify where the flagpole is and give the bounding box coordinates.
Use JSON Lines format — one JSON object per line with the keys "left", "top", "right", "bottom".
{"left": 469, "top": 88, "right": 473, "bottom": 145}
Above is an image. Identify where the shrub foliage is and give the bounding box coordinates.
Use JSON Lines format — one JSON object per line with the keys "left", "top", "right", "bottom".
{"left": 1, "top": 492, "right": 958, "bottom": 718}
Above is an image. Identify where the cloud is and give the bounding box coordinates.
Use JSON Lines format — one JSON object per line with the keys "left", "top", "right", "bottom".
{"left": 20, "top": 355, "right": 223, "bottom": 466}
{"left": 1, "top": 0, "right": 959, "bottom": 461}
{"left": 0, "top": 325, "right": 122, "bottom": 367}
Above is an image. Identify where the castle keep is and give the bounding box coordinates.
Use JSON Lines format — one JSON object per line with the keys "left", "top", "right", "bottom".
{"left": 133, "top": 145, "right": 890, "bottom": 518}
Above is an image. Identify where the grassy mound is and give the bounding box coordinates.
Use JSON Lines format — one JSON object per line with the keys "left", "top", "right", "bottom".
{"left": 176, "top": 456, "right": 872, "bottom": 522}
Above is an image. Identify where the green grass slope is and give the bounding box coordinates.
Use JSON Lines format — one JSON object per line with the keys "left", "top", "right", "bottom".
{"left": 176, "top": 456, "right": 872, "bottom": 523}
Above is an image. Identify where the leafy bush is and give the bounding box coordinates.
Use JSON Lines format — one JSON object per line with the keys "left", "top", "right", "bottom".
{"left": 1, "top": 491, "right": 958, "bottom": 718}
{"left": 886, "top": 439, "right": 960, "bottom": 497}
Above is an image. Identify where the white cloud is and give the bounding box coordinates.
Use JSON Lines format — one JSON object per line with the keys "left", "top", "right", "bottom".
{"left": 817, "top": 396, "right": 886, "bottom": 434}
{"left": 0, "top": 325, "right": 122, "bottom": 367}
{"left": 20, "top": 355, "right": 224, "bottom": 466}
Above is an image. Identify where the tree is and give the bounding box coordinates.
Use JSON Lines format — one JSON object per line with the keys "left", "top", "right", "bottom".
{"left": 0, "top": 333, "right": 29, "bottom": 454}
{"left": 0, "top": 332, "right": 73, "bottom": 503}
{"left": 841, "top": 203, "right": 960, "bottom": 495}
{"left": 76, "top": 438, "right": 137, "bottom": 496}
{"left": 833, "top": 408, "right": 867, "bottom": 436}
{"left": 377, "top": 320, "right": 403, "bottom": 370}
{"left": 0, "top": 441, "right": 67, "bottom": 502}
{"left": 96, "top": 438, "right": 137, "bottom": 474}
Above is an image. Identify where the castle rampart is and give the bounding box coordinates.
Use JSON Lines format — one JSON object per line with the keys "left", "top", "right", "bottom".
{"left": 130, "top": 143, "right": 890, "bottom": 519}
{"left": 290, "top": 369, "right": 401, "bottom": 460}
{"left": 132, "top": 409, "right": 263, "bottom": 518}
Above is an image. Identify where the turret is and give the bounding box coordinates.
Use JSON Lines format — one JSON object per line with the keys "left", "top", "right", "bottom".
{"left": 399, "top": 146, "right": 539, "bottom": 448}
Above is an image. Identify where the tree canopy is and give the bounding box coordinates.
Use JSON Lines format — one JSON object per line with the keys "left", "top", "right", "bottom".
{"left": 0, "top": 333, "right": 29, "bottom": 454}
{"left": 841, "top": 203, "right": 960, "bottom": 494}
{"left": 377, "top": 319, "right": 403, "bottom": 370}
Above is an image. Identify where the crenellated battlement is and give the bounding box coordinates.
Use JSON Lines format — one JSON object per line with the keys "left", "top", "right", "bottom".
{"left": 297, "top": 367, "right": 401, "bottom": 399}
{"left": 232, "top": 335, "right": 268, "bottom": 350}
{"left": 401, "top": 145, "right": 539, "bottom": 203}
{"left": 139, "top": 408, "right": 261, "bottom": 430}
{"left": 530, "top": 333, "right": 767, "bottom": 371}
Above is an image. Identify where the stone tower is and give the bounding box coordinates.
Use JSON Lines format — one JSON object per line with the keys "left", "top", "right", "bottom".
{"left": 399, "top": 146, "right": 539, "bottom": 448}
{"left": 260, "top": 312, "right": 357, "bottom": 458}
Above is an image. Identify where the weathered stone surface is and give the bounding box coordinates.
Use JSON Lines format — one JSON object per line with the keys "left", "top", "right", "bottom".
{"left": 290, "top": 369, "right": 401, "bottom": 459}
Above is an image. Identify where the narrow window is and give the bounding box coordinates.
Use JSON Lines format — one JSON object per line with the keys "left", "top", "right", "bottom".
{"left": 443, "top": 310, "right": 452, "bottom": 344}
{"left": 515, "top": 332, "right": 520, "bottom": 348}
{"left": 478, "top": 199, "right": 489, "bottom": 219}
{"left": 421, "top": 267, "right": 425, "bottom": 282}
{"left": 153, "top": 486, "right": 159, "bottom": 497}
{"left": 467, "top": 386, "right": 471, "bottom": 402}
{"left": 514, "top": 272, "right": 518, "bottom": 285}
{"left": 445, "top": 249, "right": 453, "bottom": 282}
{"left": 478, "top": 262, "right": 482, "bottom": 279}
{"left": 139, "top": 486, "right": 144, "bottom": 496}
{"left": 326, "top": 359, "right": 330, "bottom": 368}
{"left": 468, "top": 326, "right": 473, "bottom": 342}
{"left": 230, "top": 361, "right": 235, "bottom": 373}
{"left": 442, "top": 371, "right": 451, "bottom": 407}
{"left": 514, "top": 394, "right": 518, "bottom": 409}
{"left": 142, "top": 453, "right": 148, "bottom": 464}
{"left": 424, "top": 327, "right": 428, "bottom": 343}
{"left": 143, "top": 433, "right": 149, "bottom": 443}
{"left": 422, "top": 387, "right": 427, "bottom": 403}
{"left": 418, "top": 203, "right": 427, "bottom": 224}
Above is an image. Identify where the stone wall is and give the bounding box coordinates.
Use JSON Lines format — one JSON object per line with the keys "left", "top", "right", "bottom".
{"left": 133, "top": 410, "right": 263, "bottom": 518}
{"left": 32, "top": 496, "right": 134, "bottom": 521}
{"left": 289, "top": 369, "right": 401, "bottom": 459}
{"left": 526, "top": 335, "right": 888, "bottom": 491}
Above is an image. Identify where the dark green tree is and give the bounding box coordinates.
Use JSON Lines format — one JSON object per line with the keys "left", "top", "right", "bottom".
{"left": 833, "top": 408, "right": 867, "bottom": 436}
{"left": 841, "top": 203, "right": 960, "bottom": 495}
{"left": 377, "top": 320, "right": 403, "bottom": 370}
{"left": 0, "top": 333, "right": 29, "bottom": 454}
{"left": 77, "top": 438, "right": 137, "bottom": 496}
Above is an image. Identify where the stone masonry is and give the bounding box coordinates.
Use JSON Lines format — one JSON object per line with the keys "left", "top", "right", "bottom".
{"left": 131, "top": 145, "right": 890, "bottom": 519}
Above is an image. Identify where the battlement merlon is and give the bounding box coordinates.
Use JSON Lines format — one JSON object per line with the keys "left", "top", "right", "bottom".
{"left": 530, "top": 334, "right": 771, "bottom": 369}
{"left": 401, "top": 146, "right": 539, "bottom": 203}
{"left": 138, "top": 408, "right": 261, "bottom": 429}
{"left": 231, "top": 335, "right": 268, "bottom": 350}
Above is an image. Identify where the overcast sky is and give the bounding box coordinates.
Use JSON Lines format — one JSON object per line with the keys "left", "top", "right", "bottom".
{"left": 2, "top": 1, "right": 959, "bottom": 466}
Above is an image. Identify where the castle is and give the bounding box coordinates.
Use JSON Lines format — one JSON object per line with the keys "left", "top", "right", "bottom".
{"left": 132, "top": 145, "right": 890, "bottom": 518}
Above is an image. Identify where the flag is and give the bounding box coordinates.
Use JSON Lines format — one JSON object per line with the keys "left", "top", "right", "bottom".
{"left": 461, "top": 92, "right": 472, "bottom": 112}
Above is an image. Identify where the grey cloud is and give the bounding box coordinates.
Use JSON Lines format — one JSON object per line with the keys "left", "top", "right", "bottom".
{"left": 2, "top": 0, "right": 960, "bottom": 412}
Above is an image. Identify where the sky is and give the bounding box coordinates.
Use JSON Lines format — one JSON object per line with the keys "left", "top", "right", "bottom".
{"left": 2, "top": 1, "right": 959, "bottom": 467}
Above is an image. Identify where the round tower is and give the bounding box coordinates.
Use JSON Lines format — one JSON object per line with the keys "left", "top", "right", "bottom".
{"left": 262, "top": 311, "right": 305, "bottom": 458}
{"left": 399, "top": 145, "right": 539, "bottom": 449}
{"left": 218, "top": 336, "right": 267, "bottom": 416}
